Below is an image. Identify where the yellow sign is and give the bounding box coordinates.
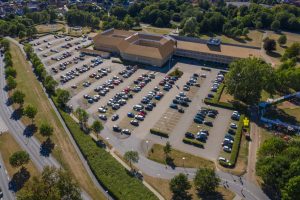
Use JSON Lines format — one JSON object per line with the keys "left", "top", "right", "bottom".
{"left": 243, "top": 117, "right": 249, "bottom": 127}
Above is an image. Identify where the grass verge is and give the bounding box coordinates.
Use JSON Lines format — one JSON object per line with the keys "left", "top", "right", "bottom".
{"left": 0, "top": 133, "right": 39, "bottom": 178}
{"left": 144, "top": 174, "right": 235, "bottom": 200}
{"left": 148, "top": 144, "right": 214, "bottom": 169}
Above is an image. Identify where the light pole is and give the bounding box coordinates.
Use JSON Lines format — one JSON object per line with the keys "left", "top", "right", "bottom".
{"left": 105, "top": 190, "right": 109, "bottom": 200}
{"left": 145, "top": 140, "right": 149, "bottom": 153}
{"left": 182, "top": 157, "right": 186, "bottom": 171}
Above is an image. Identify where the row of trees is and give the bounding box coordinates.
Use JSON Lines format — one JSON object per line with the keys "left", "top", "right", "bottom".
{"left": 256, "top": 137, "right": 300, "bottom": 200}
{"left": 225, "top": 56, "right": 300, "bottom": 105}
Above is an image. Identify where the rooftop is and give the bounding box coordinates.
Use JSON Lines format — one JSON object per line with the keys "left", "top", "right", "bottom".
{"left": 176, "top": 40, "right": 261, "bottom": 59}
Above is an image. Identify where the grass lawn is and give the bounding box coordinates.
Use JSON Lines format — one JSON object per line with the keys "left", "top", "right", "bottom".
{"left": 0, "top": 133, "right": 39, "bottom": 178}
{"left": 199, "top": 30, "right": 263, "bottom": 47}
{"left": 9, "top": 42, "right": 106, "bottom": 200}
{"left": 142, "top": 26, "right": 174, "bottom": 35}
{"left": 68, "top": 27, "right": 91, "bottom": 36}
{"left": 35, "top": 23, "right": 64, "bottom": 33}
{"left": 148, "top": 144, "right": 214, "bottom": 169}
{"left": 144, "top": 174, "right": 235, "bottom": 200}
{"left": 266, "top": 31, "right": 300, "bottom": 66}
{"left": 219, "top": 87, "right": 234, "bottom": 103}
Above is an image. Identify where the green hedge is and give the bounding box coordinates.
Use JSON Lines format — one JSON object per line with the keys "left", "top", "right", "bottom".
{"left": 182, "top": 138, "right": 204, "bottom": 148}
{"left": 229, "top": 114, "right": 245, "bottom": 166}
{"left": 150, "top": 129, "right": 169, "bottom": 138}
{"left": 56, "top": 106, "right": 157, "bottom": 200}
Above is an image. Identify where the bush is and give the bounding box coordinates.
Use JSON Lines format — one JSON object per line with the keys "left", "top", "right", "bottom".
{"left": 229, "top": 114, "right": 245, "bottom": 166}
{"left": 168, "top": 68, "right": 183, "bottom": 78}
{"left": 150, "top": 129, "right": 169, "bottom": 138}
{"left": 132, "top": 26, "right": 142, "bottom": 31}
{"left": 55, "top": 102, "right": 157, "bottom": 200}
{"left": 182, "top": 138, "right": 204, "bottom": 148}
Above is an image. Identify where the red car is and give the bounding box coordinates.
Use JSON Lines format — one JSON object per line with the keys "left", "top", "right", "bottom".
{"left": 159, "top": 81, "right": 165, "bottom": 86}
{"left": 139, "top": 111, "right": 147, "bottom": 116}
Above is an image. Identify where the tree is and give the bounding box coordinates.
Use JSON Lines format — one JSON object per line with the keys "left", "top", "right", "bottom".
{"left": 23, "top": 105, "right": 37, "bottom": 124}
{"left": 182, "top": 17, "right": 197, "bottom": 36}
{"left": 44, "top": 76, "right": 57, "bottom": 95}
{"left": 6, "top": 75, "right": 17, "bottom": 90}
{"left": 91, "top": 120, "right": 103, "bottom": 136}
{"left": 258, "top": 137, "right": 287, "bottom": 158}
{"left": 9, "top": 151, "right": 30, "bottom": 168}
{"left": 75, "top": 108, "right": 89, "bottom": 130}
{"left": 56, "top": 89, "right": 70, "bottom": 108}
{"left": 124, "top": 151, "right": 139, "bottom": 169}
{"left": 11, "top": 90, "right": 25, "bottom": 107}
{"left": 282, "top": 42, "right": 300, "bottom": 61}
{"left": 39, "top": 122, "right": 53, "bottom": 138}
{"left": 17, "top": 166, "right": 81, "bottom": 200}
{"left": 282, "top": 176, "right": 300, "bottom": 200}
{"left": 169, "top": 173, "right": 191, "bottom": 200}
{"left": 263, "top": 37, "right": 276, "bottom": 52}
{"left": 225, "top": 57, "right": 273, "bottom": 105}
{"left": 278, "top": 35, "right": 287, "bottom": 46}
{"left": 163, "top": 141, "right": 172, "bottom": 160}
{"left": 5, "top": 66, "right": 17, "bottom": 77}
{"left": 194, "top": 168, "right": 220, "bottom": 194}
{"left": 271, "top": 20, "right": 280, "bottom": 31}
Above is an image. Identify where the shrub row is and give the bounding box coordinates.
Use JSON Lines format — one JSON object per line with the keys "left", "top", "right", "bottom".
{"left": 23, "top": 44, "right": 57, "bottom": 95}
{"left": 182, "top": 138, "right": 204, "bottom": 148}
{"left": 229, "top": 114, "right": 245, "bottom": 166}
{"left": 56, "top": 106, "right": 157, "bottom": 200}
{"left": 150, "top": 129, "right": 169, "bottom": 138}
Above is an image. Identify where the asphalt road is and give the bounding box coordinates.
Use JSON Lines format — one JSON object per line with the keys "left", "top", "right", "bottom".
{"left": 0, "top": 153, "right": 15, "bottom": 200}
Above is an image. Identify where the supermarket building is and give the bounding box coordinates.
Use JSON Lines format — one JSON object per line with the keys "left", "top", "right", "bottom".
{"left": 93, "top": 29, "right": 261, "bottom": 67}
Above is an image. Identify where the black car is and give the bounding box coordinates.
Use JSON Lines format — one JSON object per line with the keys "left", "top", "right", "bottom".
{"left": 111, "top": 114, "right": 119, "bottom": 121}
{"left": 178, "top": 107, "right": 184, "bottom": 113}
{"left": 228, "top": 129, "right": 236, "bottom": 135}
{"left": 185, "top": 132, "right": 195, "bottom": 139}
{"left": 204, "top": 121, "right": 213, "bottom": 127}
{"left": 113, "top": 125, "right": 122, "bottom": 132}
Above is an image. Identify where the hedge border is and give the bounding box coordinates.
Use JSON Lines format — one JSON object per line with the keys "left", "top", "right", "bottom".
{"left": 229, "top": 114, "right": 245, "bottom": 166}
{"left": 150, "top": 129, "right": 169, "bottom": 138}
{"left": 182, "top": 138, "right": 204, "bottom": 148}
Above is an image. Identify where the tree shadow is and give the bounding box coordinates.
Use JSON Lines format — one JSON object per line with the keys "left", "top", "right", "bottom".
{"left": 9, "top": 167, "right": 30, "bottom": 192}
{"left": 266, "top": 51, "right": 281, "bottom": 58}
{"left": 264, "top": 107, "right": 300, "bottom": 126}
{"left": 10, "top": 107, "right": 23, "bottom": 120}
{"left": 166, "top": 156, "right": 176, "bottom": 169}
{"left": 23, "top": 124, "right": 37, "bottom": 138}
{"left": 260, "top": 183, "right": 281, "bottom": 200}
{"left": 40, "top": 138, "right": 55, "bottom": 157}
{"left": 197, "top": 190, "right": 225, "bottom": 200}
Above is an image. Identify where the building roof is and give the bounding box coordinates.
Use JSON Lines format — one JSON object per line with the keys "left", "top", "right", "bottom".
{"left": 93, "top": 29, "right": 175, "bottom": 60}
{"left": 176, "top": 40, "right": 261, "bottom": 59}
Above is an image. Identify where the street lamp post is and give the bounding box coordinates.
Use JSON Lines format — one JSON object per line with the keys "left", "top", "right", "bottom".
{"left": 182, "top": 157, "right": 186, "bottom": 172}
{"left": 105, "top": 190, "right": 109, "bottom": 200}
{"left": 145, "top": 140, "right": 149, "bottom": 152}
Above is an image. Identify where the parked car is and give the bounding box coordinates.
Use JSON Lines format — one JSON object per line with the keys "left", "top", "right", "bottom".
{"left": 111, "top": 114, "right": 119, "bottom": 121}
{"left": 113, "top": 125, "right": 122, "bottom": 132}
{"left": 230, "top": 123, "right": 238, "bottom": 129}
{"left": 223, "top": 146, "right": 232, "bottom": 153}
{"left": 130, "top": 119, "right": 139, "bottom": 126}
{"left": 121, "top": 129, "right": 131, "bottom": 135}
{"left": 127, "top": 112, "right": 135, "bottom": 118}
{"left": 170, "top": 103, "right": 178, "bottom": 109}
{"left": 185, "top": 132, "right": 195, "bottom": 139}
{"left": 99, "top": 114, "right": 107, "bottom": 121}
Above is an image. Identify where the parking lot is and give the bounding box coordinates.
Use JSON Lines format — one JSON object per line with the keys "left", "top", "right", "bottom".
{"left": 31, "top": 34, "right": 233, "bottom": 161}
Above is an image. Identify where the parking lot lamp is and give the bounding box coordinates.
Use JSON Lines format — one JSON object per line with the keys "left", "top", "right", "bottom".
{"left": 182, "top": 157, "right": 186, "bottom": 168}
{"left": 146, "top": 140, "right": 149, "bottom": 152}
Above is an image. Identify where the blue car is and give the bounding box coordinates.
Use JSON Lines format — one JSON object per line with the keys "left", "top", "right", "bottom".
{"left": 155, "top": 95, "right": 162, "bottom": 100}
{"left": 170, "top": 103, "right": 178, "bottom": 109}
{"left": 194, "top": 117, "right": 203, "bottom": 124}
{"left": 127, "top": 112, "right": 135, "bottom": 118}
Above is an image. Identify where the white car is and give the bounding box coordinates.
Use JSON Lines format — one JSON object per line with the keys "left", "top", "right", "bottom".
{"left": 135, "top": 115, "right": 144, "bottom": 121}
{"left": 98, "top": 107, "right": 107, "bottom": 113}
{"left": 218, "top": 157, "right": 228, "bottom": 162}
{"left": 230, "top": 123, "right": 238, "bottom": 129}
{"left": 223, "top": 146, "right": 232, "bottom": 153}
